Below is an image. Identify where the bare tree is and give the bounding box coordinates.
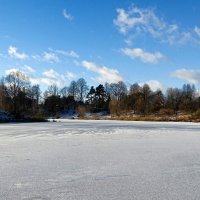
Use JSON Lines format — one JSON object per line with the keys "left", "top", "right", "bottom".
{"left": 180, "top": 84, "right": 196, "bottom": 112}
{"left": 60, "top": 86, "right": 68, "bottom": 97}
{"left": 76, "top": 78, "right": 88, "bottom": 101}
{"left": 151, "top": 90, "right": 165, "bottom": 113}
{"left": 31, "top": 84, "right": 41, "bottom": 113}
{"left": 46, "top": 84, "right": 59, "bottom": 96}
{"left": 68, "top": 80, "right": 78, "bottom": 99}
{"left": 166, "top": 87, "right": 182, "bottom": 114}
{"left": 134, "top": 84, "right": 153, "bottom": 114}
{"left": 5, "top": 71, "right": 30, "bottom": 115}
{"left": 0, "top": 78, "right": 7, "bottom": 111}
{"left": 128, "top": 83, "right": 141, "bottom": 113}
{"left": 108, "top": 81, "right": 127, "bottom": 101}
{"left": 129, "top": 83, "right": 141, "bottom": 95}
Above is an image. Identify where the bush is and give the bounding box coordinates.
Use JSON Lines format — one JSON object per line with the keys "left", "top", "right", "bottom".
{"left": 159, "top": 108, "right": 174, "bottom": 115}
{"left": 77, "top": 105, "right": 86, "bottom": 118}
{"left": 193, "top": 108, "right": 200, "bottom": 118}
{"left": 30, "top": 114, "right": 48, "bottom": 122}
{"left": 109, "top": 100, "right": 121, "bottom": 116}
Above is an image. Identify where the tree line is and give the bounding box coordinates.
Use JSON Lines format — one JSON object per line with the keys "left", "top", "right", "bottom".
{"left": 0, "top": 70, "right": 200, "bottom": 119}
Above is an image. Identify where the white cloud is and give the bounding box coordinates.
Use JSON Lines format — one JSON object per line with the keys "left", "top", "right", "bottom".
{"left": 171, "top": 68, "right": 200, "bottom": 85}
{"left": 114, "top": 6, "right": 197, "bottom": 45}
{"left": 41, "top": 77, "right": 58, "bottom": 86}
{"left": 8, "top": 46, "right": 28, "bottom": 59}
{"left": 5, "top": 65, "right": 36, "bottom": 76}
{"left": 23, "top": 65, "right": 36, "bottom": 74}
{"left": 66, "top": 71, "right": 75, "bottom": 80}
{"left": 43, "top": 52, "right": 59, "bottom": 62}
{"left": 35, "top": 69, "right": 75, "bottom": 87}
{"left": 28, "top": 77, "right": 39, "bottom": 85}
{"left": 7, "top": 46, "right": 79, "bottom": 65}
{"left": 4, "top": 67, "right": 72, "bottom": 88}
{"left": 124, "top": 37, "right": 134, "bottom": 46}
{"left": 43, "top": 69, "right": 59, "bottom": 79}
{"left": 114, "top": 7, "right": 147, "bottom": 34}
{"left": 53, "top": 49, "right": 79, "bottom": 58}
{"left": 36, "top": 77, "right": 60, "bottom": 86}
{"left": 177, "top": 32, "right": 193, "bottom": 45}
{"left": 82, "top": 60, "right": 123, "bottom": 83}
{"left": 32, "top": 54, "right": 42, "bottom": 61}
{"left": 42, "top": 49, "right": 79, "bottom": 62}
{"left": 139, "top": 80, "right": 164, "bottom": 92}
{"left": 29, "top": 77, "right": 61, "bottom": 87}
{"left": 121, "top": 48, "right": 164, "bottom": 63}
{"left": 5, "top": 68, "right": 19, "bottom": 75}
{"left": 194, "top": 26, "right": 200, "bottom": 37}
{"left": 5, "top": 68, "right": 39, "bottom": 86}
{"left": 63, "top": 9, "right": 73, "bottom": 21}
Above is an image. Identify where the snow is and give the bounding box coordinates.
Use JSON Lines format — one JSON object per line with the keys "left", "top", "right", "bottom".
{"left": 1, "top": 120, "right": 200, "bottom": 200}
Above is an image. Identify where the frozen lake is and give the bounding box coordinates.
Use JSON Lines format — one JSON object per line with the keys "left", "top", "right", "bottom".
{"left": 1, "top": 120, "right": 200, "bottom": 200}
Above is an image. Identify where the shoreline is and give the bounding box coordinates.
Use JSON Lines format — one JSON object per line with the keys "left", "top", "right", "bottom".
{"left": 1, "top": 114, "right": 199, "bottom": 124}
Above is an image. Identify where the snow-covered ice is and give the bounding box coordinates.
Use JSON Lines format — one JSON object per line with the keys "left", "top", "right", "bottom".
{"left": 1, "top": 120, "right": 200, "bottom": 200}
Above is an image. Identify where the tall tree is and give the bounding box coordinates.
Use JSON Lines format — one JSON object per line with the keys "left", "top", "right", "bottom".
{"left": 68, "top": 80, "right": 78, "bottom": 99}
{"left": 95, "top": 84, "right": 106, "bottom": 109}
{"left": 46, "top": 84, "right": 59, "bottom": 96}
{"left": 151, "top": 90, "right": 165, "bottom": 113}
{"left": 86, "top": 86, "right": 96, "bottom": 105}
{"left": 109, "top": 81, "right": 127, "bottom": 101}
{"left": 60, "top": 86, "right": 68, "bottom": 97}
{"left": 0, "top": 78, "right": 9, "bottom": 111}
{"left": 43, "top": 95, "right": 61, "bottom": 116}
{"left": 129, "top": 83, "right": 141, "bottom": 113}
{"left": 30, "top": 84, "right": 41, "bottom": 113}
{"left": 135, "top": 84, "right": 152, "bottom": 114}
{"left": 180, "top": 84, "right": 195, "bottom": 112}
{"left": 76, "top": 78, "right": 88, "bottom": 102}
{"left": 166, "top": 87, "right": 182, "bottom": 114}
{"left": 5, "top": 71, "right": 30, "bottom": 115}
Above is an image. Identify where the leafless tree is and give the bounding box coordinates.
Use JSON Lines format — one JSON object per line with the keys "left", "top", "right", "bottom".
{"left": 68, "top": 80, "right": 78, "bottom": 99}
{"left": 60, "top": 86, "right": 68, "bottom": 97}
{"left": 76, "top": 78, "right": 88, "bottom": 101}
{"left": 5, "top": 71, "right": 30, "bottom": 114}
{"left": 31, "top": 84, "right": 41, "bottom": 113}
{"left": 46, "top": 84, "right": 59, "bottom": 96}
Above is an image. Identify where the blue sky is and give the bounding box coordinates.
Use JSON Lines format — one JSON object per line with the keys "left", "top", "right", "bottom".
{"left": 1, "top": 0, "right": 200, "bottom": 91}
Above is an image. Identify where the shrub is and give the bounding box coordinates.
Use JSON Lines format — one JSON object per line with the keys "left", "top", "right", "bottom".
{"left": 193, "top": 108, "right": 200, "bottom": 118}
{"left": 159, "top": 108, "right": 174, "bottom": 115}
{"left": 30, "top": 114, "right": 48, "bottom": 122}
{"left": 77, "top": 105, "right": 86, "bottom": 118}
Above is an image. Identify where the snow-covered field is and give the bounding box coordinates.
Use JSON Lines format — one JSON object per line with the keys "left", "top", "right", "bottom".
{"left": 1, "top": 120, "right": 200, "bottom": 200}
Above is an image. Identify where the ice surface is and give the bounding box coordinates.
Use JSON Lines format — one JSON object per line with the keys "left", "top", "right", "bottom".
{"left": 1, "top": 120, "right": 200, "bottom": 200}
